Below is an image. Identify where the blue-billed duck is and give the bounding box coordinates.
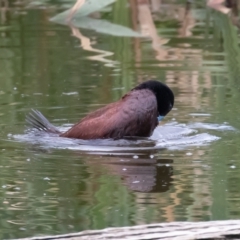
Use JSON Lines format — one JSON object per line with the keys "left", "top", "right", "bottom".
{"left": 26, "top": 80, "right": 174, "bottom": 140}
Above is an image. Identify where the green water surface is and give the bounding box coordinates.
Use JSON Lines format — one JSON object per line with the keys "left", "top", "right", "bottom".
{"left": 0, "top": 0, "right": 240, "bottom": 239}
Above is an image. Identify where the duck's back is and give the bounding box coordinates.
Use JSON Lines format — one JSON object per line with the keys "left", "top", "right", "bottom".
{"left": 60, "top": 89, "right": 158, "bottom": 139}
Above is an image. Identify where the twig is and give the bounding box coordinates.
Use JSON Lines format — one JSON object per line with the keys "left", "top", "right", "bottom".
{"left": 67, "top": 0, "right": 86, "bottom": 23}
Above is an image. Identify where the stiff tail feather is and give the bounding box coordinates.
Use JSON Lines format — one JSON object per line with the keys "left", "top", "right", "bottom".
{"left": 26, "top": 109, "right": 61, "bottom": 134}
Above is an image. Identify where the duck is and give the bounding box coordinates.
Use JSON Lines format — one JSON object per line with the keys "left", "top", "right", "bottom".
{"left": 26, "top": 80, "right": 174, "bottom": 140}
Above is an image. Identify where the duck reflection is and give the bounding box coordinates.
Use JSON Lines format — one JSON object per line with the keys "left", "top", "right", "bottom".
{"left": 99, "top": 156, "right": 173, "bottom": 193}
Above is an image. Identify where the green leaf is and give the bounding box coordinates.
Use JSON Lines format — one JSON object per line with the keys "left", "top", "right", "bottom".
{"left": 50, "top": 0, "right": 116, "bottom": 21}
{"left": 50, "top": 0, "right": 142, "bottom": 37}
{"left": 51, "top": 16, "right": 142, "bottom": 37}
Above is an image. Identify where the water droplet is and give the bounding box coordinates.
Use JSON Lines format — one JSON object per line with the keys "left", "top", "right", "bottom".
{"left": 62, "top": 92, "right": 78, "bottom": 96}
{"left": 189, "top": 113, "right": 211, "bottom": 116}
{"left": 133, "top": 155, "right": 139, "bottom": 159}
{"left": 44, "top": 177, "right": 50, "bottom": 180}
{"left": 132, "top": 181, "right": 140, "bottom": 184}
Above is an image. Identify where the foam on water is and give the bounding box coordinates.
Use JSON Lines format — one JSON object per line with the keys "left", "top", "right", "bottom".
{"left": 12, "top": 122, "right": 234, "bottom": 154}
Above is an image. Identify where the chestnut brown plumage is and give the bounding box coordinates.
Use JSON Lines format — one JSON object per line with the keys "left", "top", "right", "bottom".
{"left": 26, "top": 80, "right": 174, "bottom": 140}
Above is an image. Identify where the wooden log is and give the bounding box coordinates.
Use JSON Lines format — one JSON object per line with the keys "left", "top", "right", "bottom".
{"left": 16, "top": 220, "right": 240, "bottom": 240}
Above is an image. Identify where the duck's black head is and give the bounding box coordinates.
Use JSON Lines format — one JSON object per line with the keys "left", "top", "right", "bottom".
{"left": 133, "top": 80, "right": 174, "bottom": 117}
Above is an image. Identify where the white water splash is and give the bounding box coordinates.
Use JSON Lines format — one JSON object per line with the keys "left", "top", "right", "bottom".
{"left": 12, "top": 122, "right": 234, "bottom": 153}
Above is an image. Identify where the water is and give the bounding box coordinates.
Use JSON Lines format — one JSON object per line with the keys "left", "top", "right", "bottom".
{"left": 1, "top": 0, "right": 240, "bottom": 239}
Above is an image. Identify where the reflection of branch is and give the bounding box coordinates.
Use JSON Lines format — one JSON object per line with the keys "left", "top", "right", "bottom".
{"left": 150, "top": 0, "right": 161, "bottom": 12}
{"left": 207, "top": 0, "right": 231, "bottom": 14}
{"left": 137, "top": 1, "right": 169, "bottom": 61}
{"left": 0, "top": 0, "right": 8, "bottom": 24}
{"left": 129, "top": 0, "right": 141, "bottom": 70}
{"left": 67, "top": 0, "right": 86, "bottom": 22}
{"left": 65, "top": 0, "right": 117, "bottom": 66}
{"left": 226, "top": 0, "right": 238, "bottom": 15}
{"left": 70, "top": 25, "right": 118, "bottom": 66}
{"left": 178, "top": 2, "right": 195, "bottom": 37}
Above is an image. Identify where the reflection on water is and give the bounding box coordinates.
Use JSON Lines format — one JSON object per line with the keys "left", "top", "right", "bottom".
{"left": 0, "top": 0, "right": 240, "bottom": 239}
{"left": 99, "top": 156, "right": 173, "bottom": 193}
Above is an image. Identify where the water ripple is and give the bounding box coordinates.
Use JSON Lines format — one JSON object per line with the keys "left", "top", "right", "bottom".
{"left": 11, "top": 121, "right": 233, "bottom": 154}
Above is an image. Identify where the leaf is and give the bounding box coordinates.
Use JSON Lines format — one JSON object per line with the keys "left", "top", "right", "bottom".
{"left": 51, "top": 16, "right": 143, "bottom": 37}
{"left": 50, "top": 0, "right": 142, "bottom": 37}
{"left": 50, "top": 0, "right": 116, "bottom": 22}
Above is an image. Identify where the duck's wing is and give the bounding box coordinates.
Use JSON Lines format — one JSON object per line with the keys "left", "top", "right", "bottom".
{"left": 60, "top": 89, "right": 158, "bottom": 139}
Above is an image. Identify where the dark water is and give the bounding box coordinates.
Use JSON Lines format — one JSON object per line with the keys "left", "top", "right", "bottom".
{"left": 1, "top": 1, "right": 240, "bottom": 239}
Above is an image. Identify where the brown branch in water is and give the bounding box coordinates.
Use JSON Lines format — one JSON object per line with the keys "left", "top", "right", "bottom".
{"left": 129, "top": 0, "right": 142, "bottom": 80}
{"left": 208, "top": 0, "right": 240, "bottom": 28}
{"left": 70, "top": 25, "right": 117, "bottom": 65}
{"left": 207, "top": 0, "right": 231, "bottom": 14}
{"left": 178, "top": 1, "right": 196, "bottom": 37}
{"left": 0, "top": 0, "right": 9, "bottom": 24}
{"left": 67, "top": 0, "right": 86, "bottom": 23}
{"left": 150, "top": 0, "right": 161, "bottom": 12}
{"left": 137, "top": 0, "right": 169, "bottom": 61}
{"left": 226, "top": 0, "right": 238, "bottom": 9}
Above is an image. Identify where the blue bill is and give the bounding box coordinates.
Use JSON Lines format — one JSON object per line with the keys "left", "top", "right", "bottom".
{"left": 157, "top": 115, "right": 164, "bottom": 122}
